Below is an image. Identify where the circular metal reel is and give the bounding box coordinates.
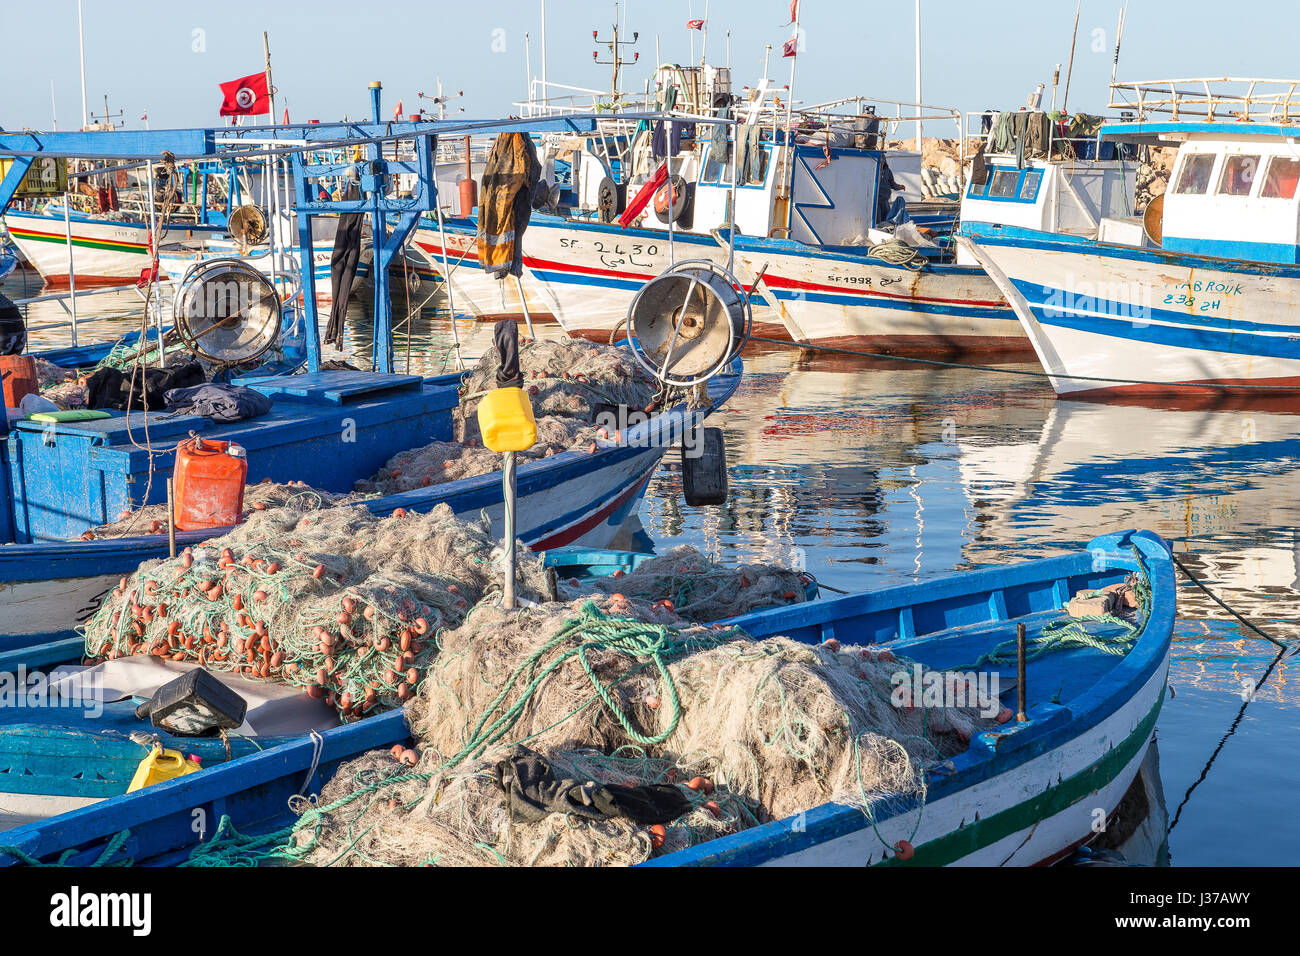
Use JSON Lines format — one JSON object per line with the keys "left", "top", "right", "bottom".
{"left": 227, "top": 205, "right": 269, "bottom": 247}
{"left": 173, "top": 259, "right": 282, "bottom": 366}
{"left": 625, "top": 259, "right": 752, "bottom": 387}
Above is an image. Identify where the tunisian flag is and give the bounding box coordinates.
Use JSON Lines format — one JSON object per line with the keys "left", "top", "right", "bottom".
{"left": 218, "top": 72, "right": 271, "bottom": 117}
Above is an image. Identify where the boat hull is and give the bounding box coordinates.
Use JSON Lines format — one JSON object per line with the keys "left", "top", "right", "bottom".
{"left": 962, "top": 231, "right": 1300, "bottom": 397}
{"left": 458, "top": 216, "right": 1023, "bottom": 354}
{"left": 0, "top": 366, "right": 738, "bottom": 650}
{"left": 4, "top": 210, "right": 223, "bottom": 288}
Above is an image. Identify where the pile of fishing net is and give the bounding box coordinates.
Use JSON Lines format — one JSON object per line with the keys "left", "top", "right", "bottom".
{"left": 82, "top": 502, "right": 548, "bottom": 719}
{"left": 272, "top": 597, "right": 998, "bottom": 867}
{"left": 357, "top": 338, "right": 664, "bottom": 495}
{"left": 81, "top": 479, "right": 361, "bottom": 539}
{"left": 557, "top": 545, "right": 812, "bottom": 623}
{"left": 35, "top": 358, "right": 89, "bottom": 409}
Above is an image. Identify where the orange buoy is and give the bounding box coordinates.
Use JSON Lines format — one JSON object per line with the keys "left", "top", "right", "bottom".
{"left": 893, "top": 840, "right": 915, "bottom": 861}
{"left": 173, "top": 437, "right": 248, "bottom": 531}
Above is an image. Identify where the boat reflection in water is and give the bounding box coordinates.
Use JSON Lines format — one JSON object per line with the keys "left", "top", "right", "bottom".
{"left": 644, "top": 344, "right": 1300, "bottom": 866}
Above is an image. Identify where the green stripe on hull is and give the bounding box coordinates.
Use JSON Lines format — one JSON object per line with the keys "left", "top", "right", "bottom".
{"left": 879, "top": 691, "right": 1164, "bottom": 867}
{"left": 9, "top": 230, "right": 148, "bottom": 254}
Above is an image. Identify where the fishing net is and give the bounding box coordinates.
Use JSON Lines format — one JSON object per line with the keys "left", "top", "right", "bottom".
{"left": 557, "top": 545, "right": 812, "bottom": 623}
{"left": 271, "top": 597, "right": 998, "bottom": 867}
{"left": 81, "top": 480, "right": 360, "bottom": 539}
{"left": 357, "top": 338, "right": 665, "bottom": 495}
{"left": 81, "top": 502, "right": 548, "bottom": 719}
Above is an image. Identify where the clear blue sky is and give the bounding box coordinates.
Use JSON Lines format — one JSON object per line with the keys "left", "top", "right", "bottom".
{"left": 4, "top": 0, "right": 1300, "bottom": 132}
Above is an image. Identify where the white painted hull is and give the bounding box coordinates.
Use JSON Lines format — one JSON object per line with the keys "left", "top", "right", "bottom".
{"left": 962, "top": 236, "right": 1300, "bottom": 396}
{"left": 4, "top": 211, "right": 220, "bottom": 288}
{"left": 411, "top": 225, "right": 554, "bottom": 322}
{"left": 472, "top": 218, "right": 1022, "bottom": 353}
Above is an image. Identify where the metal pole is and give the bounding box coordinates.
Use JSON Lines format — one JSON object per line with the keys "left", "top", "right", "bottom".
{"left": 502, "top": 450, "right": 518, "bottom": 609}
{"left": 1016, "top": 621, "right": 1027, "bottom": 723}
{"left": 434, "top": 203, "right": 465, "bottom": 370}
{"left": 540, "top": 0, "right": 548, "bottom": 105}
{"left": 1063, "top": 1, "right": 1081, "bottom": 113}
{"left": 144, "top": 162, "right": 163, "bottom": 364}
{"left": 914, "top": 0, "right": 923, "bottom": 149}
{"left": 515, "top": 274, "right": 536, "bottom": 339}
{"left": 63, "top": 197, "right": 79, "bottom": 347}
{"left": 263, "top": 32, "right": 276, "bottom": 126}
{"left": 77, "top": 0, "right": 88, "bottom": 129}
{"left": 166, "top": 477, "right": 177, "bottom": 559}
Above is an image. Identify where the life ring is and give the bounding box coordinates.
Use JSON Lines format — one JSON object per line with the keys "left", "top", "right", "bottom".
{"left": 654, "top": 174, "right": 689, "bottom": 224}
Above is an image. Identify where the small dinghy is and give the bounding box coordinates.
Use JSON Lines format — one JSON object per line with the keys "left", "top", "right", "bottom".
{"left": 0, "top": 530, "right": 1173, "bottom": 867}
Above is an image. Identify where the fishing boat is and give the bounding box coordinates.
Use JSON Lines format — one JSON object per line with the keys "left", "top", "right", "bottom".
{"left": 959, "top": 78, "right": 1300, "bottom": 397}
{"left": 420, "top": 68, "right": 1022, "bottom": 355}
{"left": 0, "top": 529, "right": 1174, "bottom": 866}
{"left": 1, "top": 107, "right": 742, "bottom": 650}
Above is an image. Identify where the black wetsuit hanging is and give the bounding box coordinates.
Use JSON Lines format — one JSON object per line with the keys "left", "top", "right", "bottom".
{"left": 0, "top": 291, "right": 24, "bottom": 356}
{"left": 325, "top": 182, "right": 364, "bottom": 348}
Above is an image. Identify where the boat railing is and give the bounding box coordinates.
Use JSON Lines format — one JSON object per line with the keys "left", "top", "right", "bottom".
{"left": 11, "top": 281, "right": 165, "bottom": 343}
{"left": 1109, "top": 77, "right": 1300, "bottom": 123}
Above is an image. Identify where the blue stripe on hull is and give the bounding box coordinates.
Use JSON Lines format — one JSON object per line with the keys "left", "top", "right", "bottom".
{"left": 1011, "top": 278, "right": 1300, "bottom": 360}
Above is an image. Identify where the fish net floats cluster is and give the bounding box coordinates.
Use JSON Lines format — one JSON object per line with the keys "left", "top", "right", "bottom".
{"left": 82, "top": 494, "right": 815, "bottom": 722}
{"left": 192, "top": 598, "right": 999, "bottom": 868}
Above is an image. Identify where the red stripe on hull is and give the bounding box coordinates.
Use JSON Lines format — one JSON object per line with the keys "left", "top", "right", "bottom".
{"left": 529, "top": 467, "right": 655, "bottom": 550}
{"left": 1065, "top": 374, "right": 1300, "bottom": 408}
{"left": 38, "top": 274, "right": 145, "bottom": 291}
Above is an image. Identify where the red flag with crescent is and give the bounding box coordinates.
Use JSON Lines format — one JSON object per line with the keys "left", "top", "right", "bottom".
{"left": 218, "top": 72, "right": 271, "bottom": 117}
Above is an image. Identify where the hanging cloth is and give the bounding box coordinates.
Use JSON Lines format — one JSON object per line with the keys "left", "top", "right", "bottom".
{"left": 477, "top": 131, "right": 543, "bottom": 280}
{"left": 326, "top": 182, "right": 364, "bottom": 348}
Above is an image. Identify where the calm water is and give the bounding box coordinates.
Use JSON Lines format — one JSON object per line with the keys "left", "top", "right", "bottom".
{"left": 10, "top": 266, "right": 1298, "bottom": 866}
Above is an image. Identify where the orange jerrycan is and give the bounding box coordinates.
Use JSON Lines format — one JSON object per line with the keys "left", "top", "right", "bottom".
{"left": 173, "top": 436, "right": 248, "bottom": 530}
{"left": 0, "top": 355, "right": 38, "bottom": 408}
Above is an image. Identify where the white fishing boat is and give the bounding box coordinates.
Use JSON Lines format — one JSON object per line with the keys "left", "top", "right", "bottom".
{"left": 427, "top": 70, "right": 1021, "bottom": 355}
{"left": 959, "top": 78, "right": 1300, "bottom": 397}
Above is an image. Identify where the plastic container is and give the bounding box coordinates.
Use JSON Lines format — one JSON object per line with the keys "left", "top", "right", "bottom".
{"left": 459, "top": 177, "right": 478, "bottom": 217}
{"left": 476, "top": 386, "right": 536, "bottom": 452}
{"left": 0, "top": 355, "right": 38, "bottom": 408}
{"left": 173, "top": 436, "right": 248, "bottom": 531}
{"left": 126, "top": 745, "right": 202, "bottom": 793}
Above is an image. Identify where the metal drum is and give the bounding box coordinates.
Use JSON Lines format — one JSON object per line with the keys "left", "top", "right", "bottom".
{"left": 625, "top": 260, "right": 752, "bottom": 386}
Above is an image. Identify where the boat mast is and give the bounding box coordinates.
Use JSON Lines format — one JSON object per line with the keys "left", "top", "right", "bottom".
{"left": 1062, "top": 1, "right": 1081, "bottom": 112}
{"left": 540, "top": 0, "right": 548, "bottom": 107}
{"left": 914, "top": 0, "right": 923, "bottom": 148}
{"left": 263, "top": 32, "right": 275, "bottom": 126}
{"left": 77, "top": 0, "right": 88, "bottom": 129}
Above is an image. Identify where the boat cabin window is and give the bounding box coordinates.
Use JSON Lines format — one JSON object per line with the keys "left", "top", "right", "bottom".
{"left": 1172, "top": 153, "right": 1216, "bottom": 195}
{"left": 701, "top": 142, "right": 767, "bottom": 186}
{"left": 1261, "top": 156, "right": 1300, "bottom": 199}
{"left": 988, "top": 169, "right": 1021, "bottom": 199}
{"left": 1217, "top": 155, "right": 1261, "bottom": 197}
{"left": 1019, "top": 170, "right": 1043, "bottom": 200}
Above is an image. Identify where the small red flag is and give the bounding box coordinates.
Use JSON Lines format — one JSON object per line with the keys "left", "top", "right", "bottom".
{"left": 139, "top": 111, "right": 148, "bottom": 121}
{"left": 687, "top": 18, "right": 704, "bottom": 29}
{"left": 218, "top": 72, "right": 271, "bottom": 117}
{"left": 785, "top": 0, "right": 799, "bottom": 25}
{"left": 282, "top": 107, "right": 290, "bottom": 125}
{"left": 393, "top": 100, "right": 404, "bottom": 121}
{"left": 782, "top": 36, "right": 798, "bottom": 57}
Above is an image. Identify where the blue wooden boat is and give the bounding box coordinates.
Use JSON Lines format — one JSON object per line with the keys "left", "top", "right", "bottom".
{"left": 0, "top": 530, "right": 1174, "bottom": 867}
{"left": 0, "top": 358, "right": 741, "bottom": 652}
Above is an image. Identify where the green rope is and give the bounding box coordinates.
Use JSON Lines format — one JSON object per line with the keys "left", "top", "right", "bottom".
{"left": 0, "top": 829, "right": 133, "bottom": 867}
